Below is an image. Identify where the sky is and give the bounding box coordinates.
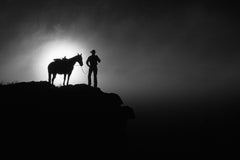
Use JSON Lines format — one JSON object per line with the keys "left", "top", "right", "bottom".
{"left": 0, "top": 0, "right": 240, "bottom": 107}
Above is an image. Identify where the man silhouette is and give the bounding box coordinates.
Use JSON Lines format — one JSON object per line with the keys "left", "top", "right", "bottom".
{"left": 86, "top": 49, "right": 101, "bottom": 87}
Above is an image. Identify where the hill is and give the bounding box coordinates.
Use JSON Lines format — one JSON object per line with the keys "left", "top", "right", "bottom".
{"left": 1, "top": 81, "right": 135, "bottom": 155}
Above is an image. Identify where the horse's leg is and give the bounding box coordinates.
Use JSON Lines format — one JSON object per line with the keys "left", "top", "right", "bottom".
{"left": 63, "top": 74, "right": 66, "bottom": 86}
{"left": 48, "top": 72, "right": 51, "bottom": 84}
{"left": 67, "top": 73, "right": 71, "bottom": 85}
{"left": 52, "top": 74, "right": 56, "bottom": 85}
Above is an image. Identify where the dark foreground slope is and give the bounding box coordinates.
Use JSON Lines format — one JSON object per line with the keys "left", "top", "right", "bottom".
{"left": 128, "top": 89, "right": 240, "bottom": 153}
{"left": 1, "top": 81, "right": 135, "bottom": 155}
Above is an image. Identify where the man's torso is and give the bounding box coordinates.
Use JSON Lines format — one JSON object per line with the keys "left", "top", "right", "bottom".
{"left": 88, "top": 55, "right": 99, "bottom": 67}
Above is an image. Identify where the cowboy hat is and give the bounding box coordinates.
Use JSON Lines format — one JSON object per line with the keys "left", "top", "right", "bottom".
{"left": 90, "top": 50, "right": 96, "bottom": 53}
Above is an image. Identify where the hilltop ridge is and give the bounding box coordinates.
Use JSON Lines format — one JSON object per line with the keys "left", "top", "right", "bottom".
{"left": 1, "top": 81, "right": 132, "bottom": 113}
{"left": 1, "top": 81, "right": 135, "bottom": 154}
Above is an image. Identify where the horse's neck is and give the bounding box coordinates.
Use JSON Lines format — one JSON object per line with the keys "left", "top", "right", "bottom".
{"left": 68, "top": 57, "right": 77, "bottom": 66}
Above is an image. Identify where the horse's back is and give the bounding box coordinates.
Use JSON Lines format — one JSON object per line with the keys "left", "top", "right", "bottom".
{"left": 48, "top": 60, "right": 73, "bottom": 74}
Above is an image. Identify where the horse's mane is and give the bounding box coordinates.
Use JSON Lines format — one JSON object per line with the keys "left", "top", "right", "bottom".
{"left": 53, "top": 54, "right": 81, "bottom": 62}
{"left": 54, "top": 58, "right": 61, "bottom": 62}
{"left": 54, "top": 58, "right": 67, "bottom": 62}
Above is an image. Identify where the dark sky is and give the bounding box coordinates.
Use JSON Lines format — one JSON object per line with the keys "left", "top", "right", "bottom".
{"left": 0, "top": 0, "right": 240, "bottom": 107}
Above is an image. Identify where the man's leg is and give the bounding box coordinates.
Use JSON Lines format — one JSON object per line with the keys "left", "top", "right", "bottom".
{"left": 88, "top": 68, "right": 93, "bottom": 86}
{"left": 93, "top": 67, "right": 98, "bottom": 88}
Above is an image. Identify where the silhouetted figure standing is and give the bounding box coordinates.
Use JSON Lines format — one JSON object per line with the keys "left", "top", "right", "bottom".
{"left": 86, "top": 50, "right": 101, "bottom": 87}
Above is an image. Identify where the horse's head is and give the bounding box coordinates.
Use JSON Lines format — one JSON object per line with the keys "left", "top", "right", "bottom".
{"left": 76, "top": 53, "right": 83, "bottom": 66}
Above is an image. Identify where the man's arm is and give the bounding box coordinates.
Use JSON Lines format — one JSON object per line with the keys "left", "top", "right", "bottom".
{"left": 86, "top": 57, "right": 90, "bottom": 67}
{"left": 97, "top": 56, "right": 101, "bottom": 63}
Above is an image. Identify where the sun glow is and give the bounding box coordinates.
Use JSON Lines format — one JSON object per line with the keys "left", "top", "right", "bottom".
{"left": 36, "top": 39, "right": 88, "bottom": 85}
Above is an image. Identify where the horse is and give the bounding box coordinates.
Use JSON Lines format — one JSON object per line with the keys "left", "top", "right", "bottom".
{"left": 48, "top": 54, "right": 83, "bottom": 86}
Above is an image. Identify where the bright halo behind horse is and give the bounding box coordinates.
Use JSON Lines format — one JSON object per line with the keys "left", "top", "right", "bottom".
{"left": 36, "top": 39, "right": 87, "bottom": 85}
